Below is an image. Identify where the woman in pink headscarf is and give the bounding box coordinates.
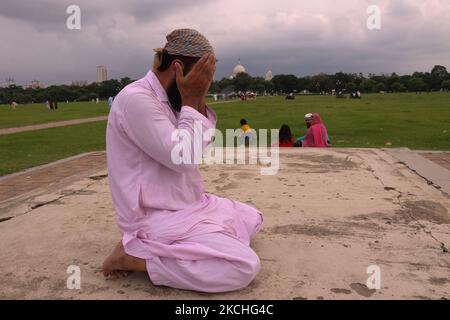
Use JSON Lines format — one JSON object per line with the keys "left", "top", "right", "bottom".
{"left": 301, "top": 113, "right": 330, "bottom": 148}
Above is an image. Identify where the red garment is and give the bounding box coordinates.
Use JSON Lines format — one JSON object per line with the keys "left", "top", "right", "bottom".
{"left": 302, "top": 113, "right": 329, "bottom": 148}
{"left": 278, "top": 140, "right": 294, "bottom": 148}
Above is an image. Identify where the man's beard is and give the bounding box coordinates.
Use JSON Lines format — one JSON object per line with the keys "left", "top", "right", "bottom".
{"left": 167, "top": 80, "right": 182, "bottom": 112}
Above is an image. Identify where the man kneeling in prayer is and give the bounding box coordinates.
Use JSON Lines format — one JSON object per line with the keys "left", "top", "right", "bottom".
{"left": 102, "top": 29, "right": 263, "bottom": 293}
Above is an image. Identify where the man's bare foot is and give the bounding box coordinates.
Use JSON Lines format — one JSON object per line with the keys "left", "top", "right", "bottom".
{"left": 102, "top": 241, "right": 146, "bottom": 279}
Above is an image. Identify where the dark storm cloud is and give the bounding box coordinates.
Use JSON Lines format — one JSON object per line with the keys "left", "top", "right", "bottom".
{"left": 0, "top": 0, "right": 204, "bottom": 31}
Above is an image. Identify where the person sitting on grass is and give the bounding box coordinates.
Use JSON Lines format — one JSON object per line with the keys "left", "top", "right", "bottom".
{"left": 295, "top": 113, "right": 313, "bottom": 146}
{"left": 240, "top": 119, "right": 254, "bottom": 146}
{"left": 295, "top": 113, "right": 331, "bottom": 147}
{"left": 240, "top": 119, "right": 251, "bottom": 133}
{"left": 273, "top": 124, "right": 295, "bottom": 147}
{"left": 295, "top": 113, "right": 330, "bottom": 148}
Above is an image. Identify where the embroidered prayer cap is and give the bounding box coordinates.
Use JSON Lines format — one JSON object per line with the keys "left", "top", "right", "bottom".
{"left": 165, "top": 28, "right": 214, "bottom": 57}
{"left": 153, "top": 29, "right": 214, "bottom": 70}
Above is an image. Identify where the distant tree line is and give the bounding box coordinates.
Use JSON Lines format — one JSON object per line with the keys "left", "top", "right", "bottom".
{"left": 210, "top": 65, "right": 450, "bottom": 95}
{"left": 1, "top": 65, "right": 449, "bottom": 105}
{"left": 0, "top": 77, "right": 134, "bottom": 105}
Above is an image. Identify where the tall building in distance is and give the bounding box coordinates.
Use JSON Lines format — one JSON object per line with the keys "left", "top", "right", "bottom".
{"left": 96, "top": 65, "right": 108, "bottom": 83}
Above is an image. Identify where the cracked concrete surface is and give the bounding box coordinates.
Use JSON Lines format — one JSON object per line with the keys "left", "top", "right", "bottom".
{"left": 0, "top": 148, "right": 449, "bottom": 300}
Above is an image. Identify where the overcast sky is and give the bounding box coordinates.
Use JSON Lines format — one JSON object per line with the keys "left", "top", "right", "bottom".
{"left": 1, "top": 0, "right": 449, "bottom": 86}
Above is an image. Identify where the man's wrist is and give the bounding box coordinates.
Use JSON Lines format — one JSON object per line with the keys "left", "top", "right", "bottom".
{"left": 182, "top": 98, "right": 201, "bottom": 110}
{"left": 181, "top": 98, "right": 208, "bottom": 117}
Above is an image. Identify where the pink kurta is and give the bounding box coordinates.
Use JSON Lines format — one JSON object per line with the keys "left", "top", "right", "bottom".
{"left": 106, "top": 70, "right": 263, "bottom": 293}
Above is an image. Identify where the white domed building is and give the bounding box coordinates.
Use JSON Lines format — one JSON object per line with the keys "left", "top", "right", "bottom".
{"left": 230, "top": 60, "right": 247, "bottom": 79}
{"left": 265, "top": 70, "right": 273, "bottom": 81}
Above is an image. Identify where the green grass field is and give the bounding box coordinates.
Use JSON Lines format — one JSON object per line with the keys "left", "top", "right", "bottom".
{"left": 0, "top": 101, "right": 110, "bottom": 129}
{"left": 214, "top": 93, "right": 450, "bottom": 150}
{"left": 0, "top": 93, "right": 449, "bottom": 176}
{"left": 0, "top": 122, "right": 107, "bottom": 176}
{"left": 0, "top": 98, "right": 216, "bottom": 129}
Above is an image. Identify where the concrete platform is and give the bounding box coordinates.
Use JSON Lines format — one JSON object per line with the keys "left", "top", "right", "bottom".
{"left": 419, "top": 151, "right": 450, "bottom": 172}
{"left": 0, "top": 148, "right": 449, "bottom": 300}
{"left": 0, "top": 152, "right": 106, "bottom": 208}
